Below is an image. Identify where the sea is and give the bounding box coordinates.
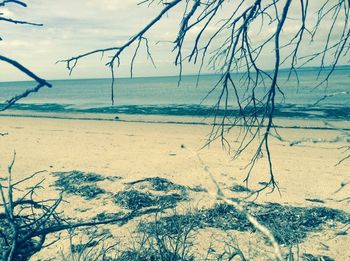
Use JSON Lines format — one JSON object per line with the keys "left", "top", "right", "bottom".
{"left": 0, "top": 67, "right": 349, "bottom": 121}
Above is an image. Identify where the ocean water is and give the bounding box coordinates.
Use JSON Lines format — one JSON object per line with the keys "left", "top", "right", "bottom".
{"left": 0, "top": 68, "right": 349, "bottom": 120}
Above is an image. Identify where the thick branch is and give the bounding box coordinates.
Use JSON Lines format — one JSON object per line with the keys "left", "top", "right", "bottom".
{"left": 0, "top": 55, "right": 52, "bottom": 111}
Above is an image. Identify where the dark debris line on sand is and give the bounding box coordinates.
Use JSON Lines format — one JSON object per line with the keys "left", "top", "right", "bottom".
{"left": 52, "top": 170, "right": 109, "bottom": 200}
{"left": 230, "top": 184, "right": 252, "bottom": 193}
{"left": 113, "top": 190, "right": 186, "bottom": 210}
{"left": 301, "top": 253, "right": 335, "bottom": 261}
{"left": 139, "top": 202, "right": 350, "bottom": 246}
{"left": 125, "top": 177, "right": 187, "bottom": 192}
{"left": 51, "top": 173, "right": 349, "bottom": 253}
{"left": 114, "top": 177, "right": 189, "bottom": 211}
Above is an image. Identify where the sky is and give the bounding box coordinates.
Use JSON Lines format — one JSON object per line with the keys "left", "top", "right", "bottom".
{"left": 1, "top": 0, "right": 185, "bottom": 81}
{"left": 0, "top": 0, "right": 346, "bottom": 82}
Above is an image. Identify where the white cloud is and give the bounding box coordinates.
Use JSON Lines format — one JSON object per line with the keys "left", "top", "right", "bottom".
{"left": 0, "top": 7, "right": 14, "bottom": 17}
{"left": 0, "top": 39, "right": 29, "bottom": 47}
{"left": 86, "top": 0, "right": 138, "bottom": 11}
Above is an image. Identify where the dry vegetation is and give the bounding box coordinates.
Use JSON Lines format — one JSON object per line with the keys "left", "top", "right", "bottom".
{"left": 1, "top": 168, "right": 348, "bottom": 260}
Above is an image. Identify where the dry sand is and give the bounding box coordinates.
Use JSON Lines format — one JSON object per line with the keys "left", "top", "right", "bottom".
{"left": 0, "top": 113, "right": 349, "bottom": 260}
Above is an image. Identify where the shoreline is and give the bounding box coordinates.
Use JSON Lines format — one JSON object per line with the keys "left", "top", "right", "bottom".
{"left": 1, "top": 110, "right": 350, "bottom": 131}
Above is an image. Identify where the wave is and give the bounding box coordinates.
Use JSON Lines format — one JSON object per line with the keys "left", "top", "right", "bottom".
{"left": 1, "top": 103, "right": 349, "bottom": 120}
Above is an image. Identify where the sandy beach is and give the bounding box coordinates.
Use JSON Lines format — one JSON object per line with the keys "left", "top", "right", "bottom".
{"left": 0, "top": 113, "right": 349, "bottom": 260}
{"left": 3, "top": 0, "right": 350, "bottom": 259}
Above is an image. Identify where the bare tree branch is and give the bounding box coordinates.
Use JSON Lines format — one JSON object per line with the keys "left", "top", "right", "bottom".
{"left": 59, "top": 0, "right": 182, "bottom": 105}
{"left": 0, "top": 1, "right": 51, "bottom": 111}
{"left": 0, "top": 55, "right": 52, "bottom": 111}
{"left": 0, "top": 16, "right": 42, "bottom": 26}
{"left": 0, "top": 0, "right": 26, "bottom": 7}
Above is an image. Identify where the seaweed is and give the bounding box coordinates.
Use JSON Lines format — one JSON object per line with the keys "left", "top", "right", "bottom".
{"left": 302, "top": 253, "right": 335, "bottom": 261}
{"left": 52, "top": 170, "right": 106, "bottom": 200}
{"left": 126, "top": 177, "right": 186, "bottom": 192}
{"left": 113, "top": 190, "right": 185, "bottom": 210}
{"left": 115, "top": 249, "right": 193, "bottom": 261}
{"left": 188, "top": 185, "right": 208, "bottom": 193}
{"left": 230, "top": 184, "right": 252, "bottom": 193}
{"left": 113, "top": 177, "right": 188, "bottom": 210}
{"left": 94, "top": 212, "right": 124, "bottom": 222}
{"left": 139, "top": 202, "right": 350, "bottom": 245}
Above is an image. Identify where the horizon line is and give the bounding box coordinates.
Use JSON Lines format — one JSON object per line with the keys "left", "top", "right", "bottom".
{"left": 1, "top": 64, "right": 349, "bottom": 84}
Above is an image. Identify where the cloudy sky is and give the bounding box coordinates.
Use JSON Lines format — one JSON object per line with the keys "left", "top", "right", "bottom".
{"left": 1, "top": 0, "right": 191, "bottom": 81}
{"left": 0, "top": 0, "right": 345, "bottom": 82}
